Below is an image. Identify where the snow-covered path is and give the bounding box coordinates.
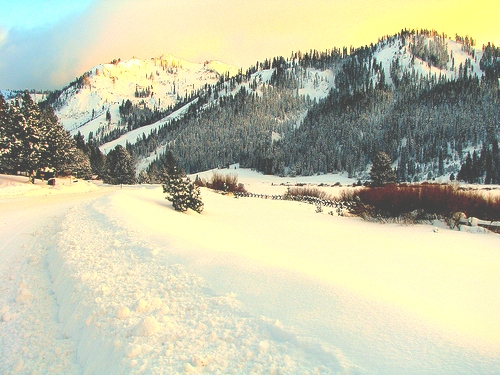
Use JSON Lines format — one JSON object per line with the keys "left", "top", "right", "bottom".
{"left": 0, "top": 189, "right": 115, "bottom": 374}
{"left": 1, "top": 175, "right": 500, "bottom": 374}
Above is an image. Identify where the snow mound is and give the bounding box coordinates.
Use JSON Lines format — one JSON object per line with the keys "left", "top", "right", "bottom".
{"left": 0, "top": 175, "right": 100, "bottom": 198}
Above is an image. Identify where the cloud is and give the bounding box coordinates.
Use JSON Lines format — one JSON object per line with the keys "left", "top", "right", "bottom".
{"left": 0, "top": 27, "right": 5, "bottom": 46}
{"left": 0, "top": 0, "right": 104, "bottom": 90}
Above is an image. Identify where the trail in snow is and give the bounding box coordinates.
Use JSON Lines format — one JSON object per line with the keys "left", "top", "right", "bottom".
{"left": 0, "top": 190, "right": 111, "bottom": 374}
{"left": 46, "top": 191, "right": 346, "bottom": 374}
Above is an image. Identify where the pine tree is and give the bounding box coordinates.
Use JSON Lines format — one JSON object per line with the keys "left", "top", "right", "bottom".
{"left": 103, "top": 145, "right": 136, "bottom": 185}
{"left": 0, "top": 91, "right": 78, "bottom": 182}
{"left": 89, "top": 144, "right": 106, "bottom": 178}
{"left": 40, "top": 106, "right": 76, "bottom": 173}
{"left": 370, "top": 151, "right": 397, "bottom": 186}
{"left": 69, "top": 149, "right": 93, "bottom": 179}
{"left": 162, "top": 159, "right": 203, "bottom": 213}
{"left": 138, "top": 170, "right": 150, "bottom": 184}
{"left": 0, "top": 94, "right": 11, "bottom": 170}
{"left": 492, "top": 140, "right": 500, "bottom": 184}
{"left": 186, "top": 180, "right": 204, "bottom": 213}
{"left": 8, "top": 92, "right": 43, "bottom": 183}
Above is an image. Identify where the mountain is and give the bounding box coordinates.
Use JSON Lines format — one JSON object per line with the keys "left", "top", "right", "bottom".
{"left": 24, "top": 30, "right": 500, "bottom": 182}
{"left": 46, "top": 54, "right": 240, "bottom": 141}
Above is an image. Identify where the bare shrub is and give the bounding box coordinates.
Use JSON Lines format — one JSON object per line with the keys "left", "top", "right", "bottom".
{"left": 349, "top": 183, "right": 500, "bottom": 221}
{"left": 287, "top": 186, "right": 335, "bottom": 201}
{"left": 207, "top": 172, "right": 246, "bottom": 193}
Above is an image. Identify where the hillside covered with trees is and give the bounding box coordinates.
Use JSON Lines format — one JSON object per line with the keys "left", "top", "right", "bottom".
{"left": 3, "top": 30, "right": 500, "bottom": 185}
{"left": 125, "top": 30, "right": 499, "bottom": 184}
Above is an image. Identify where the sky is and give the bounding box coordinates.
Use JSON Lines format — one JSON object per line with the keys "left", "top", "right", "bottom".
{"left": 0, "top": 0, "right": 499, "bottom": 90}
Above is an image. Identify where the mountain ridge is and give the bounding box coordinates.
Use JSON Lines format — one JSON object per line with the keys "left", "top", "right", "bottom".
{"left": 4, "top": 29, "right": 500, "bottom": 183}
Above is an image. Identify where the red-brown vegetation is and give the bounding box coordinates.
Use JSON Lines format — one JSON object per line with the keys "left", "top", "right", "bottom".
{"left": 348, "top": 183, "right": 500, "bottom": 221}
{"left": 206, "top": 172, "right": 246, "bottom": 193}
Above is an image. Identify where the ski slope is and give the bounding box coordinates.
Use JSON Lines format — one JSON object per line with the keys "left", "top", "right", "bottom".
{"left": 1, "top": 172, "right": 499, "bottom": 374}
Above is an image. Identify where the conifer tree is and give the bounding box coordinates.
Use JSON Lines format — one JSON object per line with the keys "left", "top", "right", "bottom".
{"left": 40, "top": 105, "right": 76, "bottom": 173}
{"left": 103, "top": 145, "right": 136, "bottom": 185}
{"left": 89, "top": 144, "right": 106, "bottom": 178}
{"left": 370, "top": 151, "right": 397, "bottom": 186}
{"left": 138, "top": 170, "right": 150, "bottom": 184}
{"left": 69, "top": 149, "right": 93, "bottom": 180}
{"left": 0, "top": 94, "right": 11, "bottom": 169}
{"left": 1, "top": 92, "right": 43, "bottom": 182}
{"left": 162, "top": 155, "right": 203, "bottom": 213}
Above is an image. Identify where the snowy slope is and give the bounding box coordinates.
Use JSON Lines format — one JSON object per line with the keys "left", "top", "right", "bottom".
{"left": 374, "top": 37, "right": 483, "bottom": 86}
{"left": 99, "top": 98, "right": 199, "bottom": 154}
{"left": 54, "top": 55, "right": 239, "bottom": 139}
{"left": 1, "top": 173, "right": 500, "bottom": 374}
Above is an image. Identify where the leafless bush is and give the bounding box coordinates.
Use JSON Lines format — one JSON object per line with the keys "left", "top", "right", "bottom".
{"left": 346, "top": 183, "right": 500, "bottom": 221}
{"left": 207, "top": 172, "right": 246, "bottom": 193}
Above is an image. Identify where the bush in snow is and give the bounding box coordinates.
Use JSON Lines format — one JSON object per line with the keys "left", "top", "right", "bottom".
{"left": 285, "top": 186, "right": 334, "bottom": 201}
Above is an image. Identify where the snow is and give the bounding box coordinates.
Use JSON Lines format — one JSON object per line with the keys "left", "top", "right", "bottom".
{"left": 298, "top": 69, "right": 335, "bottom": 101}
{"left": 192, "top": 165, "right": 357, "bottom": 195}
{"left": 0, "top": 173, "right": 500, "bottom": 374}
{"left": 374, "top": 37, "right": 484, "bottom": 87}
{"left": 99, "top": 98, "right": 199, "bottom": 154}
{"left": 0, "top": 174, "right": 100, "bottom": 197}
{"left": 55, "top": 55, "right": 239, "bottom": 140}
{"left": 1, "top": 172, "right": 500, "bottom": 374}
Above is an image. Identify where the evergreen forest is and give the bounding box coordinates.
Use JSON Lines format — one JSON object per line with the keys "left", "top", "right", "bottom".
{"left": 129, "top": 30, "right": 500, "bottom": 184}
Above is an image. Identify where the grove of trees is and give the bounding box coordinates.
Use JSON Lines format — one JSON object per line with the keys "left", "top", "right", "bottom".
{"left": 0, "top": 91, "right": 79, "bottom": 182}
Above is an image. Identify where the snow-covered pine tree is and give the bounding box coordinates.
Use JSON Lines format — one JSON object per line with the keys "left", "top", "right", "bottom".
{"left": 5, "top": 92, "right": 43, "bottom": 183}
{"left": 0, "top": 94, "right": 11, "bottom": 169}
{"left": 69, "top": 149, "right": 93, "bottom": 180}
{"left": 162, "top": 164, "right": 187, "bottom": 209}
{"left": 0, "top": 91, "right": 83, "bottom": 181}
{"left": 40, "top": 105, "right": 76, "bottom": 173}
{"left": 162, "top": 161, "right": 203, "bottom": 213}
{"left": 186, "top": 179, "right": 204, "bottom": 213}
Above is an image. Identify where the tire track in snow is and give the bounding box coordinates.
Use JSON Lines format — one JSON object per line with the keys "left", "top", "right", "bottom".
{"left": 46, "top": 194, "right": 348, "bottom": 374}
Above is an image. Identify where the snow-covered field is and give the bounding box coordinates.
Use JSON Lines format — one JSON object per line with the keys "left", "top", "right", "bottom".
{"left": 1, "top": 171, "right": 499, "bottom": 375}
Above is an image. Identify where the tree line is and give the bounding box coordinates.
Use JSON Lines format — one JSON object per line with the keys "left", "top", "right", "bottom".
{"left": 132, "top": 30, "right": 499, "bottom": 184}
{"left": 0, "top": 90, "right": 137, "bottom": 185}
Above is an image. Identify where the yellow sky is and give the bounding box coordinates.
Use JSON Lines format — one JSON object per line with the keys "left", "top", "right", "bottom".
{"left": 1, "top": 0, "right": 499, "bottom": 89}
{"left": 80, "top": 0, "right": 499, "bottom": 75}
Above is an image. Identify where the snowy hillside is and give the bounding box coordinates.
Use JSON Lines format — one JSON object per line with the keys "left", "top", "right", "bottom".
{"left": 97, "top": 33, "right": 486, "bottom": 174}
{"left": 6, "top": 30, "right": 493, "bottom": 181}
{"left": 1, "top": 172, "right": 500, "bottom": 374}
{"left": 53, "top": 54, "right": 240, "bottom": 139}
{"left": 374, "top": 36, "right": 483, "bottom": 86}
